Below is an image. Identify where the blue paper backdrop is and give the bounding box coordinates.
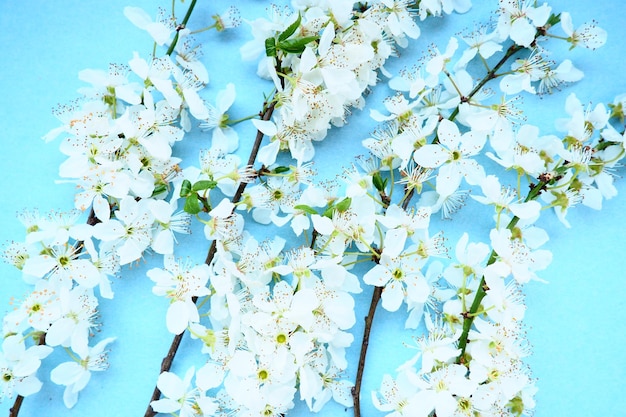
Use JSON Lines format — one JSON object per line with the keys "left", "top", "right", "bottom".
{"left": 0, "top": 1, "right": 624, "bottom": 416}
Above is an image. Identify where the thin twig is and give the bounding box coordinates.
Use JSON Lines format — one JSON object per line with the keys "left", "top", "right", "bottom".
{"left": 350, "top": 36, "right": 534, "bottom": 412}
{"left": 9, "top": 395, "right": 24, "bottom": 417}
{"left": 352, "top": 185, "right": 415, "bottom": 414}
{"left": 456, "top": 179, "right": 547, "bottom": 362}
{"left": 144, "top": 99, "right": 278, "bottom": 417}
{"left": 352, "top": 285, "right": 382, "bottom": 417}
{"left": 166, "top": 0, "right": 197, "bottom": 56}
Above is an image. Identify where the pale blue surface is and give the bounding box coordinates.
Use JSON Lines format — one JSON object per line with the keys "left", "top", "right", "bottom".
{"left": 0, "top": 1, "right": 625, "bottom": 416}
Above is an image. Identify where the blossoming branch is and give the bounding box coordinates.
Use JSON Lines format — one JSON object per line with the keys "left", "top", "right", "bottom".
{"left": 0, "top": 1, "right": 623, "bottom": 417}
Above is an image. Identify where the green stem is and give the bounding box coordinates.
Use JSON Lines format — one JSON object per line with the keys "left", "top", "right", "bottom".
{"left": 166, "top": 0, "right": 197, "bottom": 56}
{"left": 226, "top": 113, "right": 259, "bottom": 126}
{"left": 190, "top": 23, "right": 217, "bottom": 35}
{"left": 456, "top": 180, "right": 546, "bottom": 362}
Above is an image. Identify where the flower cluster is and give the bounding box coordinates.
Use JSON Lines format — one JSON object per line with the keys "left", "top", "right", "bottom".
{"left": 1, "top": 1, "right": 622, "bottom": 417}
{"left": 0, "top": 3, "right": 247, "bottom": 409}
{"left": 245, "top": 0, "right": 471, "bottom": 164}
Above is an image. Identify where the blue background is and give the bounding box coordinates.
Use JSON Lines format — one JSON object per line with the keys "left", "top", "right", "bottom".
{"left": 0, "top": 1, "right": 624, "bottom": 416}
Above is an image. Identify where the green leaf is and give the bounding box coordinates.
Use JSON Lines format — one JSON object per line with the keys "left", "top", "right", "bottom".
{"left": 546, "top": 12, "right": 561, "bottom": 27}
{"left": 150, "top": 184, "right": 168, "bottom": 198}
{"left": 183, "top": 194, "right": 202, "bottom": 215}
{"left": 265, "top": 37, "right": 277, "bottom": 57}
{"left": 294, "top": 204, "right": 318, "bottom": 215}
{"left": 322, "top": 205, "right": 334, "bottom": 218}
{"left": 372, "top": 172, "right": 385, "bottom": 192}
{"left": 192, "top": 180, "right": 217, "bottom": 192}
{"left": 335, "top": 197, "right": 352, "bottom": 212}
{"left": 180, "top": 179, "right": 192, "bottom": 197}
{"left": 278, "top": 12, "right": 301, "bottom": 42}
{"left": 273, "top": 166, "right": 290, "bottom": 174}
{"left": 277, "top": 36, "right": 319, "bottom": 54}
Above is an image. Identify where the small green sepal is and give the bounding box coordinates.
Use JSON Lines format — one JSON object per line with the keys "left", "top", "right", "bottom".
{"left": 273, "top": 166, "right": 290, "bottom": 174}
{"left": 180, "top": 179, "right": 193, "bottom": 197}
{"left": 265, "top": 37, "right": 277, "bottom": 57}
{"left": 294, "top": 204, "right": 318, "bottom": 215}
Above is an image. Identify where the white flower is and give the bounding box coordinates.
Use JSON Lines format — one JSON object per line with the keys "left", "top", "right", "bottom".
{"left": 538, "top": 59, "right": 584, "bottom": 95}
{"left": 557, "top": 93, "right": 610, "bottom": 145}
{"left": 150, "top": 367, "right": 208, "bottom": 417}
{"left": 560, "top": 12, "right": 607, "bottom": 50}
{"left": 456, "top": 26, "right": 503, "bottom": 70}
{"left": 92, "top": 197, "right": 155, "bottom": 265}
{"left": 148, "top": 255, "right": 210, "bottom": 334}
{"left": 411, "top": 364, "right": 478, "bottom": 417}
{"left": 45, "top": 287, "right": 98, "bottom": 352}
{"left": 239, "top": 4, "right": 295, "bottom": 62}
{"left": 123, "top": 6, "right": 175, "bottom": 46}
{"left": 485, "top": 227, "right": 552, "bottom": 284}
{"left": 172, "top": 66, "right": 210, "bottom": 120}
{"left": 413, "top": 119, "right": 486, "bottom": 195}
{"left": 204, "top": 198, "right": 244, "bottom": 241}
{"left": 380, "top": 0, "right": 421, "bottom": 45}
{"left": 442, "top": 232, "right": 490, "bottom": 291}
{"left": 372, "top": 372, "right": 420, "bottom": 416}
{"left": 461, "top": 95, "right": 521, "bottom": 139}
{"left": 390, "top": 116, "right": 439, "bottom": 169}
{"left": 128, "top": 54, "right": 181, "bottom": 113}
{"left": 150, "top": 363, "right": 223, "bottom": 417}
{"left": 116, "top": 95, "right": 183, "bottom": 161}
{"left": 212, "top": 6, "right": 242, "bottom": 32}
{"left": 78, "top": 64, "right": 141, "bottom": 106}
{"left": 540, "top": 169, "right": 586, "bottom": 227}
{"left": 75, "top": 235, "right": 118, "bottom": 299}
{"left": 22, "top": 244, "right": 100, "bottom": 290}
{"left": 487, "top": 124, "right": 562, "bottom": 176}
{"left": 425, "top": 37, "right": 459, "bottom": 80}
{"left": 200, "top": 83, "right": 239, "bottom": 153}
{"left": 471, "top": 175, "right": 541, "bottom": 220}
{"left": 299, "top": 22, "right": 368, "bottom": 102}
{"left": 482, "top": 276, "right": 526, "bottom": 324}
{"left": 418, "top": 0, "right": 472, "bottom": 20}
{"left": 72, "top": 161, "right": 131, "bottom": 221}
{"left": 398, "top": 313, "right": 461, "bottom": 374}
{"left": 148, "top": 199, "right": 191, "bottom": 255}
{"left": 24, "top": 209, "right": 84, "bottom": 248}
{"left": 50, "top": 337, "right": 116, "bottom": 408}
{"left": 499, "top": 50, "right": 550, "bottom": 95}
{"left": 370, "top": 93, "right": 418, "bottom": 123}
{"left": 0, "top": 335, "right": 53, "bottom": 399}
{"left": 496, "top": 0, "right": 551, "bottom": 47}
{"left": 364, "top": 229, "right": 429, "bottom": 312}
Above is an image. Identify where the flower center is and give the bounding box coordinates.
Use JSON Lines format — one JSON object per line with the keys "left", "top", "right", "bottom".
{"left": 392, "top": 268, "right": 404, "bottom": 280}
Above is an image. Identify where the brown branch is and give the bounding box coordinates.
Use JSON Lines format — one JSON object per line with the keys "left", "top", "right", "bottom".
{"left": 352, "top": 285, "right": 383, "bottom": 417}
{"left": 9, "top": 395, "right": 24, "bottom": 417}
{"left": 144, "top": 99, "right": 277, "bottom": 417}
